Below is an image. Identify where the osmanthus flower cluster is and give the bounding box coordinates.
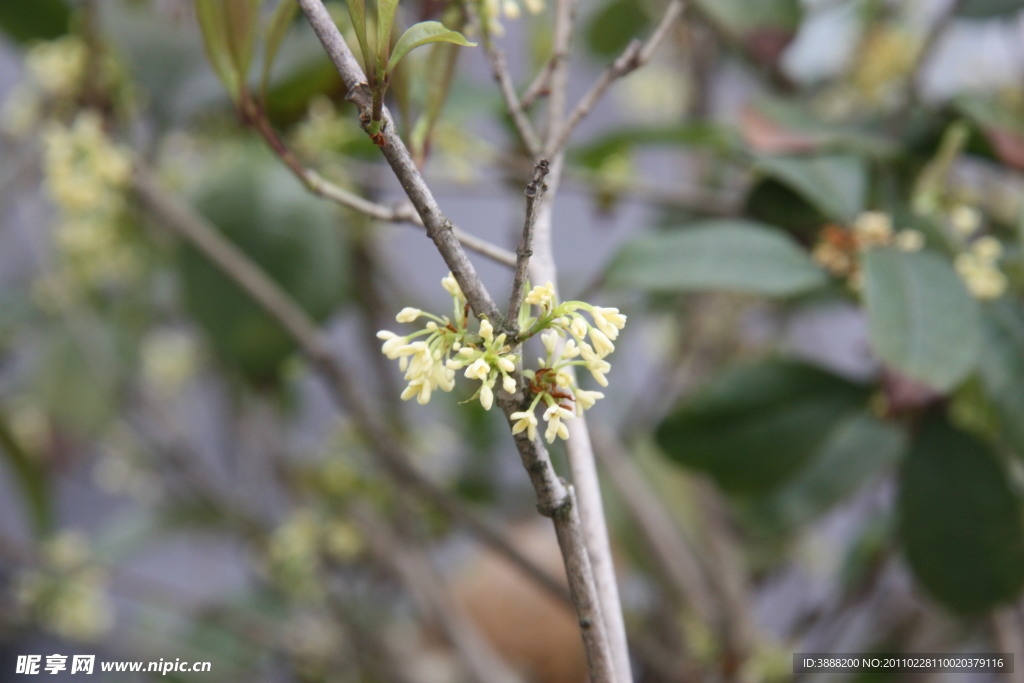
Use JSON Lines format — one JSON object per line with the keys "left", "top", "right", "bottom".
{"left": 377, "top": 274, "right": 626, "bottom": 443}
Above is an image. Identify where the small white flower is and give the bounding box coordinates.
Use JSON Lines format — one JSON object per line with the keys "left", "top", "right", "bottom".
{"left": 544, "top": 414, "right": 570, "bottom": 443}
{"left": 465, "top": 358, "right": 491, "bottom": 381}
{"left": 950, "top": 205, "right": 981, "bottom": 236}
{"left": 377, "top": 331, "right": 407, "bottom": 359}
{"left": 525, "top": 282, "right": 556, "bottom": 308}
{"left": 574, "top": 389, "right": 604, "bottom": 412}
{"left": 570, "top": 316, "right": 588, "bottom": 340}
{"left": 894, "top": 230, "right": 924, "bottom": 252}
{"left": 502, "top": 373, "right": 517, "bottom": 394}
{"left": 587, "top": 359, "right": 611, "bottom": 387}
{"left": 479, "top": 383, "right": 494, "bottom": 410}
{"left": 853, "top": 211, "right": 893, "bottom": 247}
{"left": 561, "top": 339, "right": 580, "bottom": 359}
{"left": 496, "top": 356, "right": 515, "bottom": 374}
{"left": 544, "top": 404, "right": 574, "bottom": 423}
{"left": 441, "top": 272, "right": 464, "bottom": 298}
{"left": 589, "top": 328, "right": 615, "bottom": 357}
{"left": 541, "top": 329, "right": 559, "bottom": 354}
{"left": 973, "top": 236, "right": 1002, "bottom": 261}
{"left": 590, "top": 306, "right": 626, "bottom": 340}
{"left": 509, "top": 411, "right": 538, "bottom": 441}
{"left": 396, "top": 307, "right": 422, "bottom": 323}
{"left": 478, "top": 318, "right": 494, "bottom": 341}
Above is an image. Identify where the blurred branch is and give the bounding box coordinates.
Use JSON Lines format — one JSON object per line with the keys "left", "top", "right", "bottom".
{"left": 590, "top": 425, "right": 716, "bottom": 623}
{"left": 132, "top": 164, "right": 572, "bottom": 612}
{"left": 910, "top": 0, "right": 964, "bottom": 103}
{"left": 546, "top": 0, "right": 686, "bottom": 157}
{"left": 296, "top": 3, "right": 619, "bottom": 679}
{"left": 472, "top": 11, "right": 542, "bottom": 156}
{"left": 242, "top": 101, "right": 517, "bottom": 267}
{"left": 519, "top": 2, "right": 635, "bottom": 678}
{"left": 506, "top": 159, "right": 550, "bottom": 336}
{"left": 352, "top": 505, "right": 525, "bottom": 683}
{"left": 296, "top": 0, "right": 503, "bottom": 325}
{"left": 544, "top": 0, "right": 580, "bottom": 148}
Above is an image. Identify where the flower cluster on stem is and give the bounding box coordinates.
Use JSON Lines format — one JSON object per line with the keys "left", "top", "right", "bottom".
{"left": 378, "top": 276, "right": 626, "bottom": 443}
{"left": 377, "top": 273, "right": 518, "bottom": 410}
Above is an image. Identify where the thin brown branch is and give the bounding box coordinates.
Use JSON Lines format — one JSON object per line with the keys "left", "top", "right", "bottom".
{"left": 506, "top": 159, "right": 550, "bottom": 335}
{"left": 909, "top": 0, "right": 964, "bottom": 103}
{"left": 544, "top": 0, "right": 581, "bottom": 149}
{"left": 590, "top": 425, "right": 717, "bottom": 623}
{"left": 520, "top": 61, "right": 553, "bottom": 110}
{"left": 245, "top": 101, "right": 517, "bottom": 267}
{"left": 132, "top": 165, "right": 572, "bottom": 612}
{"left": 352, "top": 505, "right": 525, "bottom": 683}
{"left": 296, "top": 0, "right": 502, "bottom": 325}
{"left": 474, "top": 14, "right": 542, "bottom": 156}
{"left": 546, "top": 0, "right": 685, "bottom": 157}
{"left": 296, "top": 3, "right": 619, "bottom": 678}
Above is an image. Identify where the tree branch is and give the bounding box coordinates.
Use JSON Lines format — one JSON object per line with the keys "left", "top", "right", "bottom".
{"left": 132, "top": 165, "right": 572, "bottom": 612}
{"left": 351, "top": 505, "right": 525, "bottom": 683}
{"left": 506, "top": 159, "right": 550, "bottom": 335}
{"left": 296, "top": 3, "right": 620, "bottom": 679}
{"left": 295, "top": 0, "right": 502, "bottom": 325}
{"left": 544, "top": 0, "right": 581, "bottom": 146}
{"left": 473, "top": 13, "right": 543, "bottom": 156}
{"left": 546, "top": 0, "right": 685, "bottom": 157}
{"left": 244, "top": 93, "right": 517, "bottom": 267}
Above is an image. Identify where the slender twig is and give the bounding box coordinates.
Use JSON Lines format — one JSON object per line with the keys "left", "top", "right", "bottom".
{"left": 506, "top": 159, "right": 550, "bottom": 335}
{"left": 546, "top": 0, "right": 685, "bottom": 157}
{"left": 590, "top": 426, "right": 717, "bottom": 623}
{"left": 132, "top": 165, "right": 573, "bottom": 611}
{"left": 351, "top": 505, "right": 525, "bottom": 683}
{"left": 472, "top": 11, "right": 542, "bottom": 156}
{"left": 520, "top": 63, "right": 552, "bottom": 111}
{"left": 295, "top": 4, "right": 618, "bottom": 679}
{"left": 295, "top": 0, "right": 502, "bottom": 325}
{"left": 244, "top": 102, "right": 517, "bottom": 267}
{"left": 909, "top": 0, "right": 964, "bottom": 103}
{"left": 544, "top": 0, "right": 580, "bottom": 146}
{"left": 522, "top": 4, "right": 635, "bottom": 679}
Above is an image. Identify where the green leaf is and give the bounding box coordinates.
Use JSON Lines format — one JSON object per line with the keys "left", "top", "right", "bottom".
{"left": 656, "top": 358, "right": 869, "bottom": 494}
{"left": 755, "top": 154, "right": 867, "bottom": 222}
{"left": 0, "top": 407, "right": 53, "bottom": 537}
{"left": 222, "top": 0, "right": 260, "bottom": 86}
{"left": 410, "top": 40, "right": 461, "bottom": 161}
{"left": 862, "top": 249, "right": 980, "bottom": 392}
{"left": 261, "top": 0, "right": 299, "bottom": 98}
{"left": 0, "top": 0, "right": 69, "bottom": 42}
{"left": 345, "top": 0, "right": 372, "bottom": 75}
{"left": 748, "top": 98, "right": 899, "bottom": 158}
{"left": 741, "top": 413, "right": 907, "bottom": 531}
{"left": 977, "top": 301, "right": 1024, "bottom": 454}
{"left": 585, "top": 0, "right": 651, "bottom": 58}
{"left": 386, "top": 21, "right": 476, "bottom": 74}
{"left": 956, "top": 0, "right": 1024, "bottom": 18}
{"left": 180, "top": 148, "right": 349, "bottom": 386}
{"left": 607, "top": 220, "right": 827, "bottom": 297}
{"left": 194, "top": 0, "right": 241, "bottom": 100}
{"left": 694, "top": 0, "right": 800, "bottom": 34}
{"left": 571, "top": 123, "right": 738, "bottom": 169}
{"left": 100, "top": 2, "right": 223, "bottom": 128}
{"left": 377, "top": 0, "right": 400, "bottom": 73}
{"left": 899, "top": 416, "right": 1024, "bottom": 614}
